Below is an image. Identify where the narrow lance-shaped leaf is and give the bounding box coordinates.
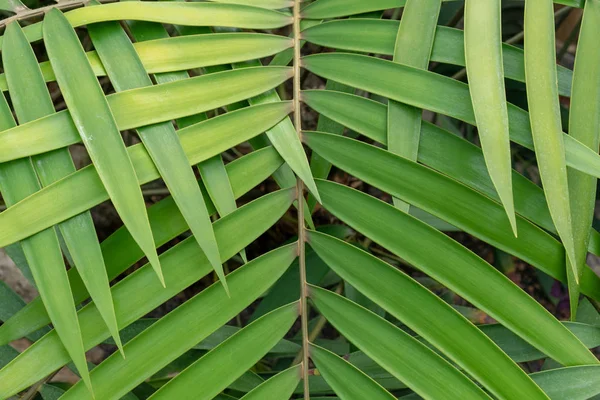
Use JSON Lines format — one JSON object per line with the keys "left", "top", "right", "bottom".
{"left": 0, "top": 103, "right": 293, "bottom": 248}
{"left": 239, "top": 365, "right": 302, "bottom": 400}
{"left": 0, "top": 32, "right": 294, "bottom": 91}
{"left": 300, "top": 0, "right": 584, "bottom": 19}
{"left": 0, "top": 188, "right": 295, "bottom": 398}
{"left": 43, "top": 9, "right": 165, "bottom": 285}
{"left": 566, "top": 0, "right": 600, "bottom": 319}
{"left": 233, "top": 59, "right": 321, "bottom": 204}
{"left": 531, "top": 366, "right": 600, "bottom": 400}
{"left": 310, "top": 178, "right": 598, "bottom": 366}
{"left": 300, "top": 53, "right": 600, "bottom": 181}
{"left": 307, "top": 230, "right": 549, "bottom": 400}
{"left": 0, "top": 2, "right": 293, "bottom": 49}
{"left": 129, "top": 19, "right": 248, "bottom": 263}
{"left": 525, "top": 0, "right": 579, "bottom": 318}
{"left": 387, "top": 0, "right": 441, "bottom": 211}
{"left": 465, "top": 0, "right": 516, "bottom": 235}
{"left": 310, "top": 343, "right": 396, "bottom": 400}
{"left": 3, "top": 21, "right": 124, "bottom": 355}
{"left": 149, "top": 302, "right": 299, "bottom": 399}
{"left": 59, "top": 245, "right": 298, "bottom": 400}
{"left": 305, "top": 11, "right": 384, "bottom": 212}
{"left": 302, "top": 129, "right": 600, "bottom": 301}
{"left": 309, "top": 286, "right": 491, "bottom": 399}
{"left": 0, "top": 98, "right": 92, "bottom": 390}
{"left": 0, "top": 67, "right": 293, "bottom": 163}
{"left": 209, "top": 0, "right": 293, "bottom": 9}
{"left": 300, "top": 20, "right": 573, "bottom": 97}
{"left": 86, "top": 7, "right": 227, "bottom": 293}
{"left": 299, "top": 89, "right": 600, "bottom": 264}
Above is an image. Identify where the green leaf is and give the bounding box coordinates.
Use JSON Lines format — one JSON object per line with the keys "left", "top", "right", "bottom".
{"left": 464, "top": 0, "right": 515, "bottom": 234}
{"left": 307, "top": 230, "right": 549, "bottom": 399}
{"left": 482, "top": 322, "right": 600, "bottom": 363}
{"left": 234, "top": 60, "right": 321, "bottom": 203}
{"left": 150, "top": 303, "right": 298, "bottom": 399}
{"left": 566, "top": 0, "right": 600, "bottom": 319}
{"left": 387, "top": 0, "right": 440, "bottom": 212}
{"left": 524, "top": 0, "right": 578, "bottom": 312}
{"left": 87, "top": 12, "right": 226, "bottom": 294}
{"left": 303, "top": 131, "right": 600, "bottom": 301}
{"left": 1, "top": 2, "right": 293, "bottom": 49}
{"left": 0, "top": 188, "right": 296, "bottom": 398}
{"left": 311, "top": 179, "right": 598, "bottom": 366}
{"left": 300, "top": 0, "right": 582, "bottom": 18}
{"left": 0, "top": 92, "right": 91, "bottom": 394}
{"left": 299, "top": 89, "right": 600, "bottom": 261}
{"left": 59, "top": 245, "right": 297, "bottom": 400}
{"left": 250, "top": 224, "right": 352, "bottom": 321}
{"left": 0, "top": 102, "right": 292, "bottom": 248}
{"left": 300, "top": 53, "right": 600, "bottom": 180}
{"left": 239, "top": 365, "right": 301, "bottom": 400}
{"left": 4, "top": 20, "right": 123, "bottom": 354}
{"left": 0, "top": 67, "right": 293, "bottom": 163}
{"left": 309, "top": 286, "right": 491, "bottom": 399}
{"left": 300, "top": 20, "right": 573, "bottom": 97}
{"left": 310, "top": 344, "right": 395, "bottom": 400}
{"left": 0, "top": 32, "right": 294, "bottom": 91}
{"left": 207, "top": 0, "right": 293, "bottom": 9}
{"left": 532, "top": 366, "right": 600, "bottom": 399}
{"left": 129, "top": 21, "right": 248, "bottom": 263}
{"left": 0, "top": 146, "right": 284, "bottom": 345}
{"left": 44, "top": 9, "right": 164, "bottom": 286}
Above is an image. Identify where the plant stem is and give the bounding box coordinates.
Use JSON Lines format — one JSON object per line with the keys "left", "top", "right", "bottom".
{"left": 292, "top": 283, "right": 343, "bottom": 365}
{"left": 293, "top": 1, "right": 310, "bottom": 399}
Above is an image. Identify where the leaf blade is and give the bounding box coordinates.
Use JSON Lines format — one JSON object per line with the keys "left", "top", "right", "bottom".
{"left": 4, "top": 20, "right": 123, "bottom": 354}
{"left": 464, "top": 0, "right": 516, "bottom": 234}
{"left": 149, "top": 303, "right": 299, "bottom": 399}
{"left": 87, "top": 12, "right": 226, "bottom": 292}
{"left": 307, "top": 230, "right": 549, "bottom": 400}
{"left": 309, "top": 286, "right": 491, "bottom": 400}
{"left": 310, "top": 178, "right": 598, "bottom": 366}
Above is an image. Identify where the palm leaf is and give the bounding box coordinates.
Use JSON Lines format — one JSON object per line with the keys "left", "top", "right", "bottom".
{"left": 309, "top": 286, "right": 491, "bottom": 399}
{"left": 310, "top": 178, "right": 598, "bottom": 366}
{"left": 387, "top": 0, "right": 440, "bottom": 211}
{"left": 464, "top": 0, "right": 516, "bottom": 234}
{"left": 0, "top": 88, "right": 92, "bottom": 393}
{"left": 300, "top": 20, "right": 573, "bottom": 97}
{"left": 239, "top": 365, "right": 301, "bottom": 400}
{"left": 149, "top": 303, "right": 298, "bottom": 399}
{"left": 0, "top": 146, "right": 283, "bottom": 345}
{"left": 0, "top": 67, "right": 292, "bottom": 162}
{"left": 307, "top": 230, "right": 549, "bottom": 399}
{"left": 87, "top": 7, "right": 226, "bottom": 292}
{"left": 44, "top": 8, "right": 164, "bottom": 286}
{"left": 524, "top": 0, "right": 578, "bottom": 312}
{"left": 59, "top": 245, "right": 297, "bottom": 399}
{"left": 566, "top": 0, "right": 600, "bottom": 318}
{"left": 300, "top": 53, "right": 600, "bottom": 179}
{"left": 300, "top": 0, "right": 583, "bottom": 19}
{"left": 3, "top": 20, "right": 123, "bottom": 354}
{"left": 0, "top": 188, "right": 295, "bottom": 398}
{"left": 1, "top": 2, "right": 292, "bottom": 48}
{"left": 310, "top": 343, "right": 395, "bottom": 400}
{"left": 0, "top": 103, "right": 291, "bottom": 247}
{"left": 299, "top": 89, "right": 600, "bottom": 259}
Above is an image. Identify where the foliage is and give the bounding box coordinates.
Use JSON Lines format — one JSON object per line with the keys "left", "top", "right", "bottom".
{"left": 0, "top": 0, "right": 599, "bottom": 399}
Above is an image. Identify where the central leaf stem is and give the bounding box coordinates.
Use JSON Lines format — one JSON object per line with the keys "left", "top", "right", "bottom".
{"left": 293, "top": 0, "right": 310, "bottom": 398}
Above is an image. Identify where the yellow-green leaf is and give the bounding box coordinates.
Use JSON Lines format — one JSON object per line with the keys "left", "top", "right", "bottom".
{"left": 465, "top": 0, "right": 516, "bottom": 235}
